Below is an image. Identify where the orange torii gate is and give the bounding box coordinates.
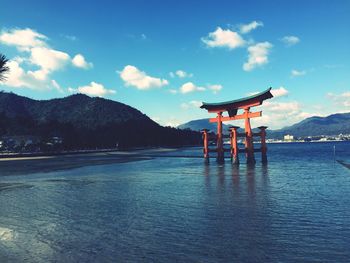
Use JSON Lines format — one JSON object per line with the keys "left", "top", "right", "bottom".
{"left": 200, "top": 88, "right": 273, "bottom": 164}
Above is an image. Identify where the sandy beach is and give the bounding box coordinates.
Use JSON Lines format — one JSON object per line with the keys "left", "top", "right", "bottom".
{"left": 0, "top": 148, "right": 178, "bottom": 176}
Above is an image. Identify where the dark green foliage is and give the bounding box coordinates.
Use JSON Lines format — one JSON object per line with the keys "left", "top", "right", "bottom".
{"left": 0, "top": 54, "right": 9, "bottom": 81}
{"left": 0, "top": 92, "right": 202, "bottom": 150}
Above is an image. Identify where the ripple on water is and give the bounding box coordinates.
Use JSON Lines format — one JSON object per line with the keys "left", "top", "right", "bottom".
{"left": 0, "top": 183, "right": 33, "bottom": 192}
{"left": 0, "top": 142, "right": 350, "bottom": 262}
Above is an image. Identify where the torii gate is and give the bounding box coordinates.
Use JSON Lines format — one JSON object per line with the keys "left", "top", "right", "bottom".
{"left": 200, "top": 88, "right": 273, "bottom": 164}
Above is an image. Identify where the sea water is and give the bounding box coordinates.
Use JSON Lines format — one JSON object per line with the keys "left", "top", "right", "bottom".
{"left": 0, "top": 142, "right": 350, "bottom": 262}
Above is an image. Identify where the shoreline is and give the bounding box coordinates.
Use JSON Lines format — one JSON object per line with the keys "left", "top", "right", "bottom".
{"left": 0, "top": 148, "right": 179, "bottom": 176}
{"left": 0, "top": 145, "right": 198, "bottom": 159}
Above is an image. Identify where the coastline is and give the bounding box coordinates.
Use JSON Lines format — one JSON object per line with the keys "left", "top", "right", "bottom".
{"left": 0, "top": 148, "right": 177, "bottom": 176}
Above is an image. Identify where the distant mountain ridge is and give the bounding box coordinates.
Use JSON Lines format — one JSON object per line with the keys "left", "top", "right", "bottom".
{"left": 269, "top": 112, "right": 350, "bottom": 138}
{"left": 177, "top": 118, "right": 230, "bottom": 133}
{"left": 0, "top": 91, "right": 201, "bottom": 149}
{"left": 179, "top": 112, "right": 350, "bottom": 138}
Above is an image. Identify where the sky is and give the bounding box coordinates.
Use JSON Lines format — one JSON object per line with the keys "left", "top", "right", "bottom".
{"left": 0, "top": 0, "right": 349, "bottom": 129}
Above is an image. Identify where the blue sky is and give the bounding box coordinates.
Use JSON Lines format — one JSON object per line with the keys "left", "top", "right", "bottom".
{"left": 0, "top": 0, "right": 349, "bottom": 129}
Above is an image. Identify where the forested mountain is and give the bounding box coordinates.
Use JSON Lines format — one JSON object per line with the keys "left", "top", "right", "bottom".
{"left": 268, "top": 113, "right": 350, "bottom": 138}
{"left": 0, "top": 91, "right": 201, "bottom": 149}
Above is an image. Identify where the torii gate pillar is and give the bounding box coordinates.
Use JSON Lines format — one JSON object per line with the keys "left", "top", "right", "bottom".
{"left": 201, "top": 129, "right": 209, "bottom": 163}
{"left": 244, "top": 108, "right": 256, "bottom": 164}
{"left": 229, "top": 126, "right": 240, "bottom": 165}
{"left": 258, "top": 126, "right": 268, "bottom": 164}
{"left": 216, "top": 112, "right": 224, "bottom": 163}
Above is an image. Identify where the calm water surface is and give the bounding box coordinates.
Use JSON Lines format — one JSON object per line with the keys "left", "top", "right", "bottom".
{"left": 1, "top": 142, "right": 350, "bottom": 262}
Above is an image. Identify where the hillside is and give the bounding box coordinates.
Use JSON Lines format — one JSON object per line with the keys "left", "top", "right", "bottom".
{"left": 268, "top": 112, "right": 350, "bottom": 138}
{"left": 178, "top": 118, "right": 230, "bottom": 134}
{"left": 0, "top": 91, "right": 201, "bottom": 149}
{"left": 0, "top": 92, "right": 149, "bottom": 127}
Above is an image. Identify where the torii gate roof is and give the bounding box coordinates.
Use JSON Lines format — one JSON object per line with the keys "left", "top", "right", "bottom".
{"left": 200, "top": 87, "right": 273, "bottom": 116}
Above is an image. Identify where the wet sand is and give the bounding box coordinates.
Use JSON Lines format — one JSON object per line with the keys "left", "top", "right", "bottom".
{"left": 0, "top": 148, "right": 178, "bottom": 176}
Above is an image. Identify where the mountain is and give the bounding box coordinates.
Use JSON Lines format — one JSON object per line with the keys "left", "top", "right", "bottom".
{"left": 268, "top": 112, "right": 350, "bottom": 138}
{"left": 178, "top": 118, "right": 231, "bottom": 134}
{"left": 178, "top": 113, "right": 350, "bottom": 139}
{"left": 0, "top": 91, "right": 201, "bottom": 149}
{"left": 0, "top": 92, "right": 148, "bottom": 126}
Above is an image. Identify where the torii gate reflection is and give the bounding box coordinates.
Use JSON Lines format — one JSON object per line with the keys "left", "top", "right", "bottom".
{"left": 200, "top": 88, "right": 273, "bottom": 164}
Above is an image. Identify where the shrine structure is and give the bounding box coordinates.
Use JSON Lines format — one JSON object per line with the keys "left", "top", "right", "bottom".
{"left": 200, "top": 88, "right": 273, "bottom": 164}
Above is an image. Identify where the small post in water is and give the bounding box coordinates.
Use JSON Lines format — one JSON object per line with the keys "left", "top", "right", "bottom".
{"left": 201, "top": 129, "right": 209, "bottom": 163}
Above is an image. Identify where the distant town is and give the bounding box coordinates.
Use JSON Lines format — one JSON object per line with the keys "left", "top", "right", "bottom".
{"left": 0, "top": 135, "right": 64, "bottom": 153}
{"left": 267, "top": 134, "right": 350, "bottom": 143}
{"left": 229, "top": 133, "right": 350, "bottom": 145}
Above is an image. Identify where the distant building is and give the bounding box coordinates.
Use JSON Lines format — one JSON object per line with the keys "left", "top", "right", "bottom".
{"left": 284, "top": 134, "right": 294, "bottom": 142}
{"left": 0, "top": 135, "right": 41, "bottom": 151}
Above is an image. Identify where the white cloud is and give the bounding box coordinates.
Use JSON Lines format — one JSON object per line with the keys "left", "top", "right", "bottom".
{"left": 169, "top": 70, "right": 193, "bottom": 78}
{"left": 62, "top": 34, "right": 77, "bottom": 41}
{"left": 27, "top": 69, "right": 49, "bottom": 81}
{"left": 176, "top": 70, "right": 186, "bottom": 78}
{"left": 291, "top": 69, "right": 306, "bottom": 77}
{"left": 119, "top": 65, "right": 168, "bottom": 90}
{"left": 30, "top": 47, "right": 70, "bottom": 72}
{"left": 0, "top": 28, "right": 47, "bottom": 51}
{"left": 180, "top": 100, "right": 202, "bottom": 109}
{"left": 2, "top": 46, "right": 70, "bottom": 90}
{"left": 69, "top": 81, "right": 116, "bottom": 97}
{"left": 240, "top": 21, "right": 263, "bottom": 34}
{"left": 176, "top": 70, "right": 192, "bottom": 78}
{"left": 327, "top": 92, "right": 350, "bottom": 107}
{"left": 51, "top": 79, "right": 63, "bottom": 93}
{"left": 241, "top": 87, "right": 316, "bottom": 128}
{"left": 169, "top": 89, "right": 178, "bottom": 94}
{"left": 165, "top": 118, "right": 182, "bottom": 127}
{"left": 151, "top": 116, "right": 182, "bottom": 127}
{"left": 0, "top": 27, "right": 93, "bottom": 91}
{"left": 201, "top": 27, "right": 245, "bottom": 49}
{"left": 72, "top": 54, "right": 93, "bottom": 69}
{"left": 265, "top": 101, "right": 300, "bottom": 112}
{"left": 151, "top": 116, "right": 161, "bottom": 123}
{"left": 208, "top": 84, "right": 223, "bottom": 94}
{"left": 243, "top": 42, "right": 272, "bottom": 71}
{"left": 271, "top": 86, "right": 289, "bottom": 98}
{"left": 4, "top": 60, "right": 34, "bottom": 88}
{"left": 4, "top": 59, "right": 63, "bottom": 90}
{"left": 251, "top": 100, "right": 319, "bottom": 129}
{"left": 281, "top": 36, "right": 300, "bottom": 46}
{"left": 179, "top": 82, "right": 206, "bottom": 94}
{"left": 67, "top": 87, "right": 76, "bottom": 93}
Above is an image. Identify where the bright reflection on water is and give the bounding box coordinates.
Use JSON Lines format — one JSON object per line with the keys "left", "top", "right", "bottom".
{"left": 1, "top": 142, "right": 350, "bottom": 262}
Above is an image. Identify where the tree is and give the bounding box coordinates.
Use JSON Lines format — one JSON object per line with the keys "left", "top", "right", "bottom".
{"left": 0, "top": 53, "right": 9, "bottom": 82}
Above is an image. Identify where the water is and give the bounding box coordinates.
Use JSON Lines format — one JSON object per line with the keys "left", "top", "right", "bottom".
{"left": 1, "top": 142, "right": 350, "bottom": 262}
